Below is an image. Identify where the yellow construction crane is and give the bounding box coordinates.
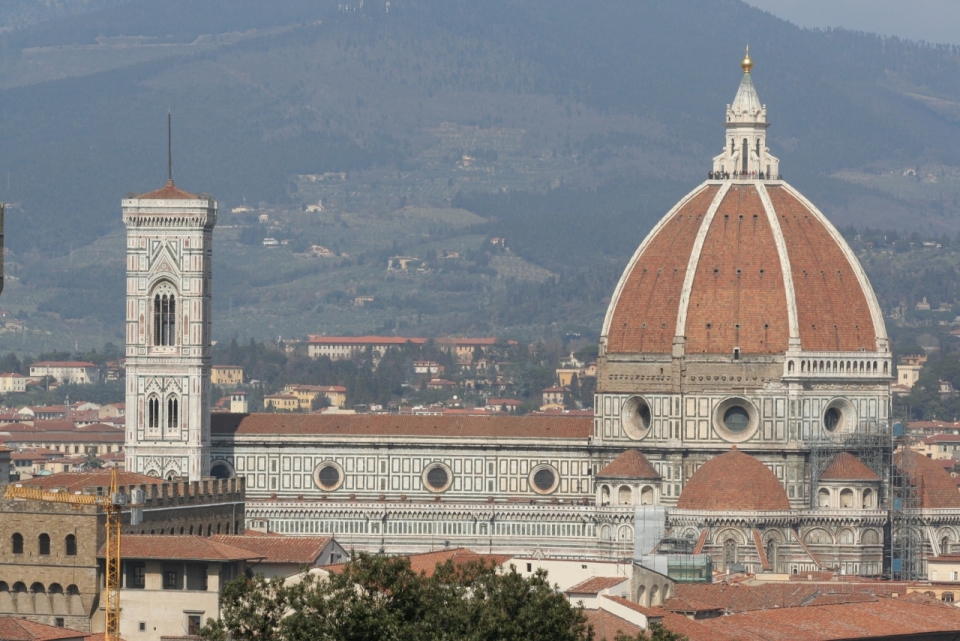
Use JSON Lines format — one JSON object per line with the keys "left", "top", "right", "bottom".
{"left": 4, "top": 468, "right": 142, "bottom": 641}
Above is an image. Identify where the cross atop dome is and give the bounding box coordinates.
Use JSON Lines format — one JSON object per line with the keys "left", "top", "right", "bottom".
{"left": 711, "top": 47, "right": 780, "bottom": 180}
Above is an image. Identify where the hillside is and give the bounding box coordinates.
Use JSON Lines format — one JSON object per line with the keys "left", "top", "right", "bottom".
{"left": 2, "top": 0, "right": 960, "bottom": 351}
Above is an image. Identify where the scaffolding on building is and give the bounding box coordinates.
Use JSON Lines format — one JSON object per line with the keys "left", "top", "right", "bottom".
{"left": 806, "top": 420, "right": 893, "bottom": 510}
{"left": 804, "top": 418, "right": 923, "bottom": 580}
{"left": 890, "top": 421, "right": 924, "bottom": 581}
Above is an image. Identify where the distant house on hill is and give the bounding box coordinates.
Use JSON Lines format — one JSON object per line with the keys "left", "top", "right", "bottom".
{"left": 29, "top": 361, "right": 99, "bottom": 385}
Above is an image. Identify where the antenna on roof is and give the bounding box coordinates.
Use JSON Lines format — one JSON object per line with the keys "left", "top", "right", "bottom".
{"left": 167, "top": 109, "right": 173, "bottom": 185}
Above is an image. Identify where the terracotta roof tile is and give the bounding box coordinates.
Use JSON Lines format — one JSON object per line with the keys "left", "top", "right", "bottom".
{"left": 565, "top": 576, "right": 630, "bottom": 594}
{"left": 604, "top": 183, "right": 884, "bottom": 356}
{"left": 684, "top": 184, "right": 790, "bottom": 355}
{"left": 607, "top": 185, "right": 720, "bottom": 354}
{"left": 895, "top": 449, "right": 960, "bottom": 508}
{"left": 818, "top": 452, "right": 880, "bottom": 481}
{"left": 136, "top": 180, "right": 199, "bottom": 200}
{"left": 582, "top": 609, "right": 643, "bottom": 639}
{"left": 676, "top": 447, "right": 790, "bottom": 511}
{"left": 655, "top": 610, "right": 740, "bottom": 641}
{"left": 18, "top": 470, "right": 160, "bottom": 492}
{"left": 599, "top": 595, "right": 663, "bottom": 619}
{"left": 20, "top": 470, "right": 164, "bottom": 492}
{"left": 689, "top": 596, "right": 960, "bottom": 641}
{"left": 210, "top": 535, "right": 332, "bottom": 564}
{"left": 211, "top": 413, "right": 592, "bottom": 440}
{"left": 675, "top": 582, "right": 819, "bottom": 612}
{"left": 767, "top": 186, "right": 879, "bottom": 352}
{"left": 0, "top": 617, "right": 87, "bottom": 641}
{"left": 595, "top": 450, "right": 661, "bottom": 480}
{"left": 98, "top": 535, "right": 262, "bottom": 561}
{"left": 660, "top": 596, "right": 723, "bottom": 613}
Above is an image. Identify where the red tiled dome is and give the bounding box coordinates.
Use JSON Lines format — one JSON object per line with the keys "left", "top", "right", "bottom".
{"left": 596, "top": 449, "right": 660, "bottom": 480}
{"left": 819, "top": 452, "right": 880, "bottom": 482}
{"left": 895, "top": 450, "right": 960, "bottom": 509}
{"left": 601, "top": 182, "right": 886, "bottom": 356}
{"left": 677, "top": 447, "right": 789, "bottom": 511}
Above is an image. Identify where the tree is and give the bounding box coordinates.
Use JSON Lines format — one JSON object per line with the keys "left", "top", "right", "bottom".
{"left": 202, "top": 553, "right": 594, "bottom": 641}
{"left": 80, "top": 450, "right": 104, "bottom": 470}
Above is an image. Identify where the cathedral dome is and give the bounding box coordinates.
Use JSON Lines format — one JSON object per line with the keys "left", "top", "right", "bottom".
{"left": 895, "top": 450, "right": 960, "bottom": 509}
{"left": 677, "top": 447, "right": 789, "bottom": 511}
{"left": 600, "top": 55, "right": 887, "bottom": 360}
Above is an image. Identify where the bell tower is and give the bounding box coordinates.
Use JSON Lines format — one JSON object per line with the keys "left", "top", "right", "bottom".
{"left": 123, "top": 179, "right": 216, "bottom": 481}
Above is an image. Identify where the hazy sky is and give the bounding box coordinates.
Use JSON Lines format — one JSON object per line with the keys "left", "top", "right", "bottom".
{"left": 744, "top": 0, "right": 960, "bottom": 46}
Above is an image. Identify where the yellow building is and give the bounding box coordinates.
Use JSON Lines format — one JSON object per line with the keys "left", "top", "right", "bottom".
{"left": 281, "top": 385, "right": 348, "bottom": 410}
{"left": 263, "top": 394, "right": 299, "bottom": 411}
{"left": 212, "top": 365, "right": 244, "bottom": 387}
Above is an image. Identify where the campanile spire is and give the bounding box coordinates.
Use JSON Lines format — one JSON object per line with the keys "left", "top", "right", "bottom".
{"left": 712, "top": 48, "right": 780, "bottom": 178}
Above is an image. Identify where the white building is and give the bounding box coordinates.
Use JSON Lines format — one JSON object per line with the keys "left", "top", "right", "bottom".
{"left": 28, "top": 362, "right": 99, "bottom": 385}
{"left": 122, "top": 179, "right": 216, "bottom": 482}
{"left": 0, "top": 373, "right": 27, "bottom": 393}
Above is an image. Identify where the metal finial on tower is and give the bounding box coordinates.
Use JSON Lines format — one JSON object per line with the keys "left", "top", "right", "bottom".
{"left": 167, "top": 110, "right": 173, "bottom": 185}
{"left": 741, "top": 45, "right": 753, "bottom": 73}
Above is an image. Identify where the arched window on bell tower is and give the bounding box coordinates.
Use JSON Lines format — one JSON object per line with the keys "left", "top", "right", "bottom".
{"left": 147, "top": 395, "right": 160, "bottom": 431}
{"left": 152, "top": 282, "right": 178, "bottom": 347}
{"left": 167, "top": 396, "right": 179, "bottom": 431}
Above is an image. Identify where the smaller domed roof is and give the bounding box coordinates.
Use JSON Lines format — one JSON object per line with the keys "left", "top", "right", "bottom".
{"left": 819, "top": 452, "right": 880, "bottom": 482}
{"left": 895, "top": 450, "right": 960, "bottom": 509}
{"left": 596, "top": 450, "right": 660, "bottom": 480}
{"left": 677, "top": 447, "right": 789, "bottom": 511}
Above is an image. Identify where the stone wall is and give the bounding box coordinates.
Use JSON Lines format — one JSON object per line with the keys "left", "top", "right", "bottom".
{"left": 0, "top": 477, "right": 246, "bottom": 629}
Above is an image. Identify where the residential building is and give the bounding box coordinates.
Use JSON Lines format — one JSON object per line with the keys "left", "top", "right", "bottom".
{"left": 413, "top": 361, "right": 442, "bottom": 375}
{"left": 541, "top": 386, "right": 568, "bottom": 407}
{"left": 0, "top": 373, "right": 27, "bottom": 393}
{"left": 280, "top": 385, "right": 347, "bottom": 410}
{"left": 210, "top": 534, "right": 347, "bottom": 578}
{"left": 484, "top": 398, "right": 522, "bottom": 413}
{"left": 263, "top": 394, "right": 299, "bottom": 412}
{"left": 105, "top": 536, "right": 257, "bottom": 641}
{"left": 307, "top": 336, "right": 427, "bottom": 360}
{"left": 915, "top": 434, "right": 960, "bottom": 460}
{"left": 28, "top": 362, "right": 99, "bottom": 385}
{"left": 211, "top": 365, "right": 243, "bottom": 387}
{"left": 0, "top": 422, "right": 124, "bottom": 457}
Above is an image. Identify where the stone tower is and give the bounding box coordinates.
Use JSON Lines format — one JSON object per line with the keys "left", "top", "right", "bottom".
{"left": 123, "top": 180, "right": 216, "bottom": 481}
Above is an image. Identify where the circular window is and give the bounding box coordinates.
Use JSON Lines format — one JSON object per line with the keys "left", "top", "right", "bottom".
{"left": 723, "top": 406, "right": 751, "bottom": 433}
{"left": 422, "top": 463, "right": 453, "bottom": 493}
{"left": 313, "top": 461, "right": 344, "bottom": 491}
{"left": 713, "top": 397, "right": 759, "bottom": 442}
{"left": 824, "top": 407, "right": 842, "bottom": 432}
{"left": 621, "top": 395, "right": 653, "bottom": 440}
{"left": 529, "top": 464, "right": 559, "bottom": 494}
{"left": 822, "top": 399, "right": 856, "bottom": 436}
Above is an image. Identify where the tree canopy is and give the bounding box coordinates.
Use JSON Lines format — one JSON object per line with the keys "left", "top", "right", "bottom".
{"left": 200, "top": 553, "right": 685, "bottom": 641}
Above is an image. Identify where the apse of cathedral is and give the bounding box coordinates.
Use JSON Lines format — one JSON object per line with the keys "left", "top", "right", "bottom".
{"left": 123, "top": 51, "right": 960, "bottom": 580}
